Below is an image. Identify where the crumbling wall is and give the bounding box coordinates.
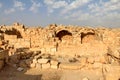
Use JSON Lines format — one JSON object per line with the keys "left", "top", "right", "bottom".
{"left": 0, "top": 23, "right": 119, "bottom": 64}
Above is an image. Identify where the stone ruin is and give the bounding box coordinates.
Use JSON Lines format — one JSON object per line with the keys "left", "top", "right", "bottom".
{"left": 0, "top": 22, "right": 120, "bottom": 80}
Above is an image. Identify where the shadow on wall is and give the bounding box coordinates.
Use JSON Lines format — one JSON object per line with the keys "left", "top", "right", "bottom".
{"left": 81, "top": 32, "right": 96, "bottom": 44}
{"left": 5, "top": 28, "right": 22, "bottom": 38}
{"left": 56, "top": 30, "right": 72, "bottom": 41}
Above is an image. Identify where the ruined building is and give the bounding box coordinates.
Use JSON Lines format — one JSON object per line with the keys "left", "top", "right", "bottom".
{"left": 0, "top": 23, "right": 120, "bottom": 80}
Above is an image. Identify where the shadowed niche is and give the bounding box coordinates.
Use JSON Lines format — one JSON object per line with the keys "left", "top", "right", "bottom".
{"left": 5, "top": 28, "right": 22, "bottom": 38}
{"left": 56, "top": 30, "right": 72, "bottom": 40}
{"left": 81, "top": 32, "right": 95, "bottom": 43}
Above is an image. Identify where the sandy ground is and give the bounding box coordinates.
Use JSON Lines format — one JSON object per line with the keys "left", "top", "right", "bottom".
{"left": 0, "top": 65, "right": 61, "bottom": 80}
{"left": 0, "top": 65, "right": 104, "bottom": 80}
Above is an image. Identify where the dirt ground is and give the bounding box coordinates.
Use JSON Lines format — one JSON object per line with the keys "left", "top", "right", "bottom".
{"left": 0, "top": 65, "right": 104, "bottom": 80}
{"left": 0, "top": 65, "right": 61, "bottom": 80}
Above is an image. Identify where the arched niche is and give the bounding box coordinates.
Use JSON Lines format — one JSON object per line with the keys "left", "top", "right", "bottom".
{"left": 81, "top": 32, "right": 96, "bottom": 43}
{"left": 56, "top": 30, "right": 73, "bottom": 41}
{"left": 5, "top": 28, "right": 22, "bottom": 38}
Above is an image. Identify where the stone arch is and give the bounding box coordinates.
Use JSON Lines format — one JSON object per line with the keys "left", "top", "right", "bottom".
{"left": 56, "top": 30, "right": 72, "bottom": 40}
{"left": 81, "top": 32, "right": 96, "bottom": 43}
{"left": 5, "top": 28, "right": 22, "bottom": 38}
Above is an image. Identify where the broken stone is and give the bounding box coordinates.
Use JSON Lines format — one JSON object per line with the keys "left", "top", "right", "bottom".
{"left": 59, "top": 63, "right": 82, "bottom": 70}
{"left": 30, "top": 63, "right": 36, "bottom": 68}
{"left": 87, "top": 57, "right": 94, "bottom": 64}
{"left": 36, "top": 63, "right": 41, "bottom": 69}
{"left": 51, "top": 65, "right": 58, "bottom": 69}
{"left": 82, "top": 77, "right": 89, "bottom": 80}
{"left": 50, "top": 47, "right": 57, "bottom": 55}
{"left": 42, "top": 63, "right": 50, "bottom": 69}
{"left": 50, "top": 60, "right": 58, "bottom": 65}
{"left": 32, "top": 59, "right": 37, "bottom": 64}
{"left": 79, "top": 57, "right": 87, "bottom": 65}
{"left": 99, "top": 56, "right": 106, "bottom": 63}
{"left": 17, "top": 67, "right": 24, "bottom": 71}
{"left": 37, "top": 59, "right": 49, "bottom": 64}
{"left": 93, "top": 62, "right": 102, "bottom": 69}
{"left": 34, "top": 54, "right": 41, "bottom": 59}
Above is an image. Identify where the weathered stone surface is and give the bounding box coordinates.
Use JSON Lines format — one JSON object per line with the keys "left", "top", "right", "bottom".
{"left": 50, "top": 60, "right": 58, "bottom": 65}
{"left": 36, "top": 63, "right": 41, "bottom": 69}
{"left": 87, "top": 57, "right": 94, "bottom": 64}
{"left": 42, "top": 63, "right": 50, "bottom": 69}
{"left": 103, "top": 64, "right": 120, "bottom": 80}
{"left": 37, "top": 59, "right": 49, "bottom": 64}
{"left": 32, "top": 59, "right": 37, "bottom": 64}
{"left": 82, "top": 77, "right": 89, "bottom": 80}
{"left": 59, "top": 63, "right": 82, "bottom": 70}
{"left": 79, "top": 57, "right": 87, "bottom": 66}
{"left": 0, "top": 23, "right": 120, "bottom": 77}
{"left": 51, "top": 65, "right": 58, "bottom": 69}
{"left": 30, "top": 63, "right": 36, "bottom": 68}
{"left": 93, "top": 62, "right": 102, "bottom": 69}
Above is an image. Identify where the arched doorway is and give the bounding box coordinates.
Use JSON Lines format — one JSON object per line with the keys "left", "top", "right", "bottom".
{"left": 81, "top": 32, "right": 95, "bottom": 43}
{"left": 56, "top": 30, "right": 73, "bottom": 41}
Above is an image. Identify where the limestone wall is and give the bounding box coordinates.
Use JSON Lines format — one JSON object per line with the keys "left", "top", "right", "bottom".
{"left": 0, "top": 23, "right": 120, "bottom": 57}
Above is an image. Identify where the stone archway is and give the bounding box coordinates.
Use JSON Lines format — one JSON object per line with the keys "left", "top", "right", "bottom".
{"left": 81, "top": 32, "right": 95, "bottom": 43}
{"left": 56, "top": 30, "right": 72, "bottom": 41}
{"left": 5, "top": 28, "right": 22, "bottom": 38}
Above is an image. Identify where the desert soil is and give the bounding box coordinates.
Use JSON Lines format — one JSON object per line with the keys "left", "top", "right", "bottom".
{"left": 0, "top": 65, "right": 103, "bottom": 80}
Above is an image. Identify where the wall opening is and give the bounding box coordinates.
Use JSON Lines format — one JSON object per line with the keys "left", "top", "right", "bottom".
{"left": 56, "top": 30, "right": 72, "bottom": 41}
{"left": 5, "top": 28, "right": 22, "bottom": 38}
{"left": 81, "top": 32, "right": 95, "bottom": 43}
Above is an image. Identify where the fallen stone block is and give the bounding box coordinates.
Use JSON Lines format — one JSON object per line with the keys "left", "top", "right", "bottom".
{"left": 37, "top": 59, "right": 49, "bottom": 64}
{"left": 50, "top": 60, "right": 58, "bottom": 65}
{"left": 30, "top": 63, "right": 36, "bottom": 68}
{"left": 32, "top": 59, "right": 37, "bottom": 64}
{"left": 36, "top": 63, "right": 42, "bottom": 69}
{"left": 51, "top": 65, "right": 58, "bottom": 69}
{"left": 42, "top": 63, "right": 50, "bottom": 69}
{"left": 34, "top": 54, "right": 41, "bottom": 59}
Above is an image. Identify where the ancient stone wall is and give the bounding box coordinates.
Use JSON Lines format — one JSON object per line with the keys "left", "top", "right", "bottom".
{"left": 0, "top": 23, "right": 120, "bottom": 56}
{"left": 0, "top": 23, "right": 120, "bottom": 67}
